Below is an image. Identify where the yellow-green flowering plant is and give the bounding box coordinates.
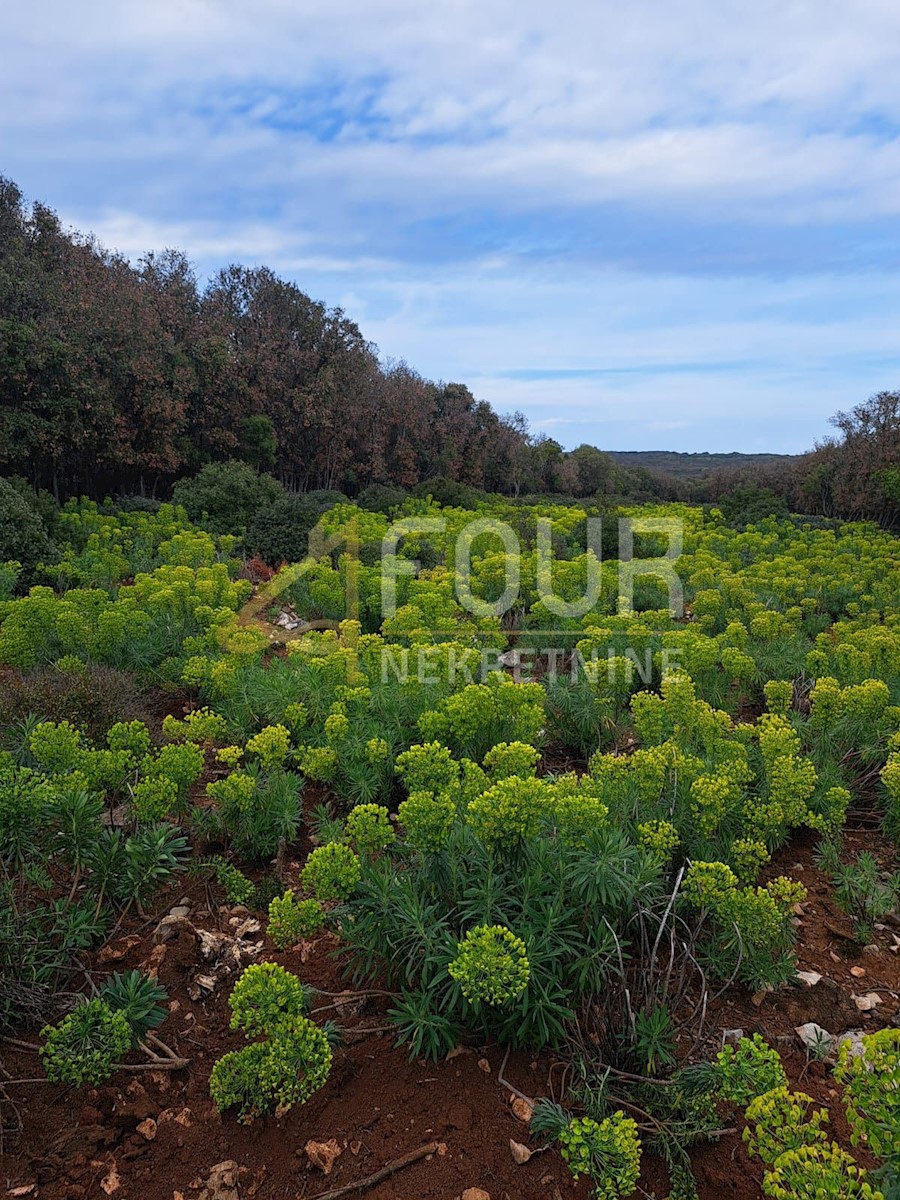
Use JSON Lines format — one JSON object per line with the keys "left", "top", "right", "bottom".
{"left": 448, "top": 924, "right": 530, "bottom": 1006}
{"left": 301, "top": 842, "right": 361, "bottom": 901}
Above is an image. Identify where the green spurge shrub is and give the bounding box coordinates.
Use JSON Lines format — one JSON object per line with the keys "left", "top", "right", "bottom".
{"left": 98, "top": 970, "right": 168, "bottom": 1044}
{"left": 209, "top": 962, "right": 331, "bottom": 1119}
{"left": 396, "top": 790, "right": 457, "bottom": 852}
{"left": 682, "top": 861, "right": 807, "bottom": 989}
{"left": 447, "top": 924, "right": 530, "bottom": 1005}
{"left": 762, "top": 1142, "right": 884, "bottom": 1200}
{"left": 212, "top": 857, "right": 256, "bottom": 904}
{"left": 345, "top": 803, "right": 395, "bottom": 854}
{"left": 40, "top": 999, "right": 132, "bottom": 1085}
{"left": 130, "top": 776, "right": 178, "bottom": 823}
{"left": 715, "top": 1034, "right": 787, "bottom": 1107}
{"left": 743, "top": 1087, "right": 830, "bottom": 1164}
{"left": 227, "top": 962, "right": 312, "bottom": 1037}
{"left": 268, "top": 891, "right": 325, "bottom": 948}
{"left": 834, "top": 1028, "right": 900, "bottom": 1165}
{"left": 301, "top": 842, "right": 361, "bottom": 900}
{"left": 417, "top": 673, "right": 545, "bottom": 760}
{"left": 557, "top": 1112, "right": 642, "bottom": 1200}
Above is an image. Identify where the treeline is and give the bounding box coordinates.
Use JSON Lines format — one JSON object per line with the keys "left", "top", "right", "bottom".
{"left": 691, "top": 392, "right": 900, "bottom": 530}
{"left": 0, "top": 178, "right": 531, "bottom": 499}
{"left": 0, "top": 176, "right": 896, "bottom": 526}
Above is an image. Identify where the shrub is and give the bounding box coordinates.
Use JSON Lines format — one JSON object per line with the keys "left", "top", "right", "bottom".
{"left": 130, "top": 776, "right": 178, "bottom": 823}
{"left": 98, "top": 970, "right": 168, "bottom": 1045}
{"left": 397, "top": 790, "right": 457, "bottom": 853}
{"left": 743, "top": 1087, "right": 830, "bottom": 1165}
{"left": 244, "top": 492, "right": 335, "bottom": 566}
{"left": 207, "top": 856, "right": 256, "bottom": 905}
{"left": 228, "top": 962, "right": 312, "bottom": 1037}
{"left": 162, "top": 708, "right": 229, "bottom": 745}
{"left": 715, "top": 1034, "right": 787, "bottom": 1107}
{"left": 268, "top": 891, "right": 325, "bottom": 948}
{"left": 245, "top": 724, "right": 292, "bottom": 770}
{"left": 209, "top": 1017, "right": 331, "bottom": 1118}
{"left": 29, "top": 720, "right": 82, "bottom": 773}
{"left": 141, "top": 742, "right": 205, "bottom": 798}
{"left": 345, "top": 804, "right": 395, "bottom": 854}
{"left": 834, "top": 1028, "right": 900, "bottom": 1164}
{"left": 0, "top": 476, "right": 54, "bottom": 583}
{"left": 301, "top": 842, "right": 361, "bottom": 901}
{"left": 557, "top": 1113, "right": 642, "bottom": 1200}
{"left": 0, "top": 665, "right": 155, "bottom": 742}
{"left": 762, "top": 1142, "right": 883, "bottom": 1200}
{"left": 40, "top": 999, "right": 132, "bottom": 1086}
{"left": 171, "top": 461, "right": 283, "bottom": 536}
{"left": 210, "top": 962, "right": 331, "bottom": 1119}
{"left": 447, "top": 924, "right": 530, "bottom": 1006}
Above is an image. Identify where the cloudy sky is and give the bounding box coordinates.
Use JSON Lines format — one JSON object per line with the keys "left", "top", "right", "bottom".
{"left": 4, "top": 0, "right": 900, "bottom": 452}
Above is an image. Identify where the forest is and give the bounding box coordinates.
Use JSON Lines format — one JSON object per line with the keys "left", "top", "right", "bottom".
{"left": 1, "top": 176, "right": 898, "bottom": 531}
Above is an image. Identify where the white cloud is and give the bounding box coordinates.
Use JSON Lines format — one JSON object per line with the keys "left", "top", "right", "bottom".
{"left": 4, "top": 0, "right": 900, "bottom": 452}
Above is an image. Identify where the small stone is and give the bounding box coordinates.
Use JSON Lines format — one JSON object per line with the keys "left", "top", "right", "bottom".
{"left": 98, "top": 935, "right": 141, "bottom": 964}
{"left": 722, "top": 1028, "right": 745, "bottom": 1045}
{"left": 136, "top": 1118, "right": 157, "bottom": 1141}
{"left": 863, "top": 944, "right": 880, "bottom": 956}
{"left": 305, "top": 1139, "right": 342, "bottom": 1176}
{"left": 100, "top": 1166, "right": 121, "bottom": 1196}
{"left": 477, "top": 1058, "right": 491, "bottom": 1074}
{"left": 850, "top": 966, "right": 867, "bottom": 977}
{"left": 169, "top": 905, "right": 191, "bottom": 919}
{"left": 854, "top": 993, "right": 882, "bottom": 1011}
{"left": 462, "top": 1190, "right": 491, "bottom": 1200}
{"left": 511, "top": 1097, "right": 533, "bottom": 1123}
{"left": 174, "top": 1108, "right": 193, "bottom": 1127}
{"left": 510, "top": 1139, "right": 533, "bottom": 1164}
{"left": 796, "top": 971, "right": 823, "bottom": 987}
{"left": 795, "top": 1022, "right": 833, "bottom": 1051}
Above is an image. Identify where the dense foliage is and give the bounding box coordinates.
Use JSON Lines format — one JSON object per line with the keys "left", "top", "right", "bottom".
{"left": 0, "top": 475, "right": 897, "bottom": 1198}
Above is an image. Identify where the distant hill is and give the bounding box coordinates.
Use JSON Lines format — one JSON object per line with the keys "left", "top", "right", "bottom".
{"left": 607, "top": 450, "right": 799, "bottom": 480}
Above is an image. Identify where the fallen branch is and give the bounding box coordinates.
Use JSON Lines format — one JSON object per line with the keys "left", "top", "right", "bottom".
{"left": 308, "top": 1141, "right": 439, "bottom": 1200}
{"left": 116, "top": 1057, "right": 189, "bottom": 1072}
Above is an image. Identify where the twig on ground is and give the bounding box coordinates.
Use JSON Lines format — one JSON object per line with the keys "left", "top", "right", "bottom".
{"left": 308, "top": 1141, "right": 439, "bottom": 1200}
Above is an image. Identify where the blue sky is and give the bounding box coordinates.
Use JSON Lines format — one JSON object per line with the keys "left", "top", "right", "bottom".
{"left": 4, "top": 1, "right": 900, "bottom": 453}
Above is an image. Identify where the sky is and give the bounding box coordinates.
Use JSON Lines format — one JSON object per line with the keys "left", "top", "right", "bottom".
{"left": 3, "top": 1, "right": 900, "bottom": 453}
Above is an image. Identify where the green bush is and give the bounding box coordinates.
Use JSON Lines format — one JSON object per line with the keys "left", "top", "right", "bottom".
{"left": 301, "top": 842, "right": 361, "bottom": 901}
{"left": 447, "top": 924, "right": 530, "bottom": 1006}
{"left": 98, "top": 970, "right": 168, "bottom": 1045}
{"left": 834, "top": 1028, "right": 900, "bottom": 1165}
{"left": 0, "top": 476, "right": 54, "bottom": 584}
{"left": 762, "top": 1142, "right": 883, "bottom": 1200}
{"left": 715, "top": 1034, "right": 787, "bottom": 1107}
{"left": 345, "top": 803, "right": 395, "bottom": 854}
{"left": 557, "top": 1112, "right": 642, "bottom": 1200}
{"left": 228, "top": 961, "right": 311, "bottom": 1038}
{"left": 210, "top": 962, "right": 331, "bottom": 1119}
{"left": 40, "top": 999, "right": 132, "bottom": 1085}
{"left": 268, "top": 891, "right": 325, "bottom": 948}
{"left": 743, "top": 1087, "right": 830, "bottom": 1165}
{"left": 172, "top": 461, "right": 283, "bottom": 536}
{"left": 244, "top": 492, "right": 338, "bottom": 566}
